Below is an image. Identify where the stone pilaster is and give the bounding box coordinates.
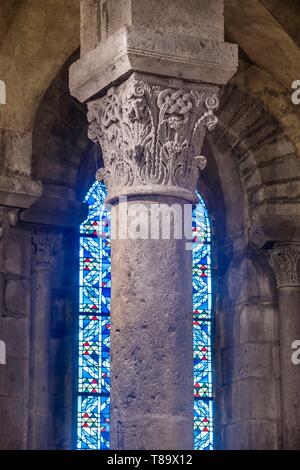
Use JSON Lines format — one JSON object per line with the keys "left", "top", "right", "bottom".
{"left": 270, "top": 243, "right": 300, "bottom": 449}
{"left": 28, "top": 231, "right": 62, "bottom": 450}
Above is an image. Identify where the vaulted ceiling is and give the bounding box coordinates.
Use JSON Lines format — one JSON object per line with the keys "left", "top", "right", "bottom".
{"left": 0, "top": 0, "right": 299, "bottom": 152}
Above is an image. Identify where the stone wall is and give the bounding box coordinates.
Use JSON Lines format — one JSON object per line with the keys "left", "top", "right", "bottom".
{"left": 217, "top": 251, "right": 281, "bottom": 449}
{"left": 1, "top": 70, "right": 298, "bottom": 450}
{"left": 1, "top": 0, "right": 300, "bottom": 449}
{"left": 0, "top": 225, "right": 31, "bottom": 449}
{"left": 0, "top": 51, "right": 90, "bottom": 449}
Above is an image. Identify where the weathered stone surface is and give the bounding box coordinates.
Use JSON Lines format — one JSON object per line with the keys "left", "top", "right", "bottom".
{"left": 223, "top": 420, "right": 280, "bottom": 450}
{"left": 221, "top": 344, "right": 276, "bottom": 384}
{"left": 3, "top": 0, "right": 300, "bottom": 453}
{"left": 0, "top": 175, "right": 42, "bottom": 208}
{"left": 220, "top": 302, "right": 278, "bottom": 348}
{"left": 110, "top": 198, "right": 194, "bottom": 449}
{"left": 219, "top": 305, "right": 240, "bottom": 349}
{"left": 225, "top": 0, "right": 300, "bottom": 92}
{"left": 70, "top": 25, "right": 238, "bottom": 102}
{"left": 4, "top": 280, "right": 30, "bottom": 317}
{"left": 0, "top": 129, "right": 32, "bottom": 177}
{"left": 20, "top": 196, "right": 87, "bottom": 228}
{"left": 269, "top": 244, "right": 300, "bottom": 450}
{"left": 221, "top": 378, "right": 280, "bottom": 424}
{"left": 250, "top": 214, "right": 300, "bottom": 248}
{"left": 80, "top": 0, "right": 225, "bottom": 56}
{"left": 3, "top": 228, "right": 31, "bottom": 277}
{"left": 0, "top": 397, "right": 28, "bottom": 450}
{"left": 227, "top": 256, "right": 274, "bottom": 304}
{"left": 0, "top": 127, "right": 42, "bottom": 209}
{"left": 0, "top": 356, "right": 29, "bottom": 398}
{"left": 239, "top": 303, "right": 277, "bottom": 343}
{"left": 1, "top": 317, "right": 30, "bottom": 359}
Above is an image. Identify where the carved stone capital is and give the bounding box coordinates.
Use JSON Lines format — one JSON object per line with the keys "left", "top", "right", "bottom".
{"left": 87, "top": 73, "right": 219, "bottom": 203}
{"left": 32, "top": 231, "right": 63, "bottom": 271}
{"left": 270, "top": 243, "right": 300, "bottom": 288}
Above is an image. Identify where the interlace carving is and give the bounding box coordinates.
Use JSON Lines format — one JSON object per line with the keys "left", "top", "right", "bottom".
{"left": 87, "top": 75, "right": 219, "bottom": 201}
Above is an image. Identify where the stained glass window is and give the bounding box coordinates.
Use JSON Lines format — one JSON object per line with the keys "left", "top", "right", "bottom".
{"left": 77, "top": 182, "right": 213, "bottom": 450}
{"left": 193, "top": 193, "right": 214, "bottom": 450}
{"left": 77, "top": 181, "right": 111, "bottom": 449}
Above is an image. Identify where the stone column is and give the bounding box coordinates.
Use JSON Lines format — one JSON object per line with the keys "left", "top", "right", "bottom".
{"left": 90, "top": 76, "right": 221, "bottom": 449}
{"left": 270, "top": 243, "right": 300, "bottom": 449}
{"left": 70, "top": 0, "right": 238, "bottom": 450}
{"left": 28, "top": 231, "right": 62, "bottom": 449}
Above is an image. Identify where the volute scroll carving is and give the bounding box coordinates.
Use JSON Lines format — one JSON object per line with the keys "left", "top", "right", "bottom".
{"left": 87, "top": 74, "right": 219, "bottom": 203}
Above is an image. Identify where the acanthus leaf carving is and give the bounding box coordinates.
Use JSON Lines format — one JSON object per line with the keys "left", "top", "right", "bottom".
{"left": 87, "top": 74, "right": 219, "bottom": 202}
{"left": 270, "top": 243, "right": 300, "bottom": 288}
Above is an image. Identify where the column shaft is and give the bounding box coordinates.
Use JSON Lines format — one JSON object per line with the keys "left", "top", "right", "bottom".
{"left": 28, "top": 269, "right": 52, "bottom": 449}
{"left": 278, "top": 287, "right": 300, "bottom": 448}
{"left": 271, "top": 243, "right": 300, "bottom": 449}
{"left": 28, "top": 231, "right": 61, "bottom": 449}
{"left": 110, "top": 198, "right": 193, "bottom": 449}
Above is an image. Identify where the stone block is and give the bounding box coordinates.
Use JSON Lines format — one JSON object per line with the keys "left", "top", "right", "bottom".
{"left": 227, "top": 256, "right": 274, "bottom": 304}
{"left": 221, "top": 343, "right": 275, "bottom": 385}
{"left": 254, "top": 138, "right": 295, "bottom": 165}
{"left": 4, "top": 228, "right": 31, "bottom": 277}
{"left": 70, "top": 25, "right": 238, "bottom": 102}
{"left": 130, "top": 0, "right": 224, "bottom": 41}
{"left": 4, "top": 279, "right": 30, "bottom": 317}
{"left": 240, "top": 378, "right": 279, "bottom": 422}
{"left": 0, "top": 356, "right": 29, "bottom": 398}
{"left": 0, "top": 175, "right": 42, "bottom": 208}
{"left": 260, "top": 156, "right": 300, "bottom": 185}
{"left": 0, "top": 434, "right": 26, "bottom": 450}
{"left": 223, "top": 419, "right": 279, "bottom": 450}
{"left": 223, "top": 420, "right": 250, "bottom": 450}
{"left": 239, "top": 303, "right": 278, "bottom": 343}
{"left": 1, "top": 317, "right": 30, "bottom": 359}
{"left": 0, "top": 397, "right": 27, "bottom": 449}
{"left": 220, "top": 378, "right": 280, "bottom": 426}
{"left": 80, "top": 0, "right": 225, "bottom": 57}
{"left": 0, "top": 129, "right": 32, "bottom": 177}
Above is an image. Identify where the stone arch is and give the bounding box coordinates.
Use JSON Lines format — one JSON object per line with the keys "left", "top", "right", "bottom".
{"left": 27, "top": 51, "right": 299, "bottom": 449}
{"left": 207, "top": 84, "right": 300, "bottom": 248}
{"left": 196, "top": 83, "right": 297, "bottom": 449}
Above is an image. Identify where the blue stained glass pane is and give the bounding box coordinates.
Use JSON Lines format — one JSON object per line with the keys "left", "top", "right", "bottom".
{"left": 193, "top": 193, "right": 213, "bottom": 450}
{"left": 77, "top": 181, "right": 111, "bottom": 450}
{"left": 77, "top": 183, "right": 213, "bottom": 450}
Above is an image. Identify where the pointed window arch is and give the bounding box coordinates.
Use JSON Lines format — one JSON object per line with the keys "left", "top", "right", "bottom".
{"left": 77, "top": 182, "right": 214, "bottom": 450}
